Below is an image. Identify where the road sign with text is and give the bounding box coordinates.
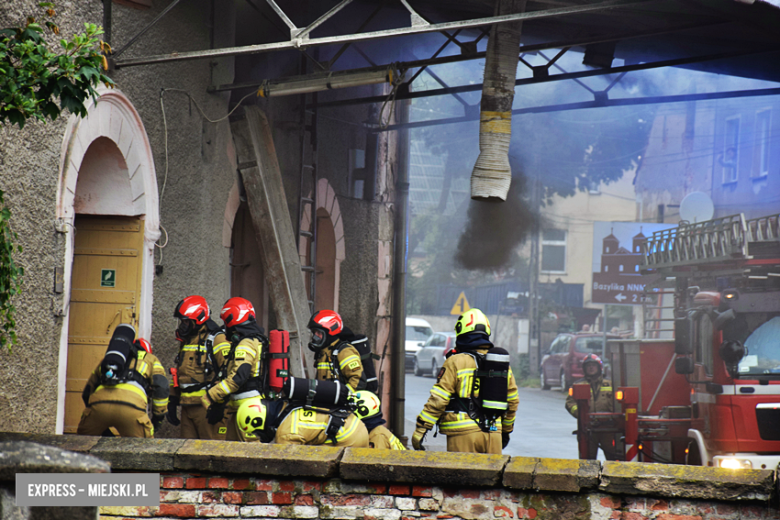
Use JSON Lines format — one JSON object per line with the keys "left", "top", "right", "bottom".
{"left": 591, "top": 222, "right": 674, "bottom": 305}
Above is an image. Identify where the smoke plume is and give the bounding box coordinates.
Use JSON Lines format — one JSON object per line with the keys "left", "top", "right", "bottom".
{"left": 455, "top": 172, "right": 536, "bottom": 271}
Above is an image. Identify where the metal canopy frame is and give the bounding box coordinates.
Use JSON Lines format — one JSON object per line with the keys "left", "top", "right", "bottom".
{"left": 111, "top": 0, "right": 652, "bottom": 68}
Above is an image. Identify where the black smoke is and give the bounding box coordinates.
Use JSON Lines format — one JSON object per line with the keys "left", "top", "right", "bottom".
{"left": 455, "top": 172, "right": 536, "bottom": 271}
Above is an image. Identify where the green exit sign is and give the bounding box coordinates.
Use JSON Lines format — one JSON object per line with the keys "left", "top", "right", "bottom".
{"left": 101, "top": 269, "right": 116, "bottom": 288}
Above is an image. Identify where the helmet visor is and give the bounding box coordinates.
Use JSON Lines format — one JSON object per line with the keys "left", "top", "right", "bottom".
{"left": 310, "top": 328, "right": 327, "bottom": 348}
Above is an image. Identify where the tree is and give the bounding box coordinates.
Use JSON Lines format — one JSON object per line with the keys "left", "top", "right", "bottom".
{"left": 0, "top": 3, "right": 112, "bottom": 350}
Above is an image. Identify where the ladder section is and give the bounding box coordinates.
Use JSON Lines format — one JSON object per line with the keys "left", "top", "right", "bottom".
{"left": 296, "top": 82, "right": 319, "bottom": 314}
{"left": 642, "top": 287, "right": 676, "bottom": 340}
{"left": 643, "top": 214, "right": 747, "bottom": 270}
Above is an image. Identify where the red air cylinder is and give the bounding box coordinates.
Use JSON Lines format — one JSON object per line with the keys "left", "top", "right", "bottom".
{"left": 269, "top": 330, "right": 290, "bottom": 392}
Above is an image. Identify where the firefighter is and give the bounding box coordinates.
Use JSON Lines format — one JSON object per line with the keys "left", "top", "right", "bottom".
{"left": 78, "top": 327, "right": 169, "bottom": 438}
{"left": 200, "top": 297, "right": 266, "bottom": 441}
{"left": 411, "top": 308, "right": 519, "bottom": 454}
{"left": 168, "top": 295, "right": 231, "bottom": 440}
{"left": 309, "top": 310, "right": 366, "bottom": 392}
{"left": 353, "top": 390, "right": 406, "bottom": 450}
{"left": 565, "top": 353, "right": 621, "bottom": 460}
{"left": 235, "top": 396, "right": 369, "bottom": 447}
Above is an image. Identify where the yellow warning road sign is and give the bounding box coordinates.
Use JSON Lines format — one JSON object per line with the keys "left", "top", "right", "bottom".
{"left": 450, "top": 292, "right": 471, "bottom": 315}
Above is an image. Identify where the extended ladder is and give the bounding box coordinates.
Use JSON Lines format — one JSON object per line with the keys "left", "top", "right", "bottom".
{"left": 295, "top": 57, "right": 319, "bottom": 313}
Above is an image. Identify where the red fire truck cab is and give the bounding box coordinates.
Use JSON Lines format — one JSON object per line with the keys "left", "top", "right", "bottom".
{"left": 575, "top": 213, "right": 780, "bottom": 469}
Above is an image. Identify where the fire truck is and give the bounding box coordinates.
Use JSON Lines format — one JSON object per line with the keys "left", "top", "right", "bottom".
{"left": 572, "top": 213, "right": 780, "bottom": 469}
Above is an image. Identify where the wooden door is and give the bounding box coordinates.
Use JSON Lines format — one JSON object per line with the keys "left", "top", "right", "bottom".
{"left": 64, "top": 216, "right": 144, "bottom": 433}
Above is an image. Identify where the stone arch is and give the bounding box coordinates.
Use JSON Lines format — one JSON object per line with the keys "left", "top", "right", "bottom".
{"left": 55, "top": 87, "right": 159, "bottom": 432}
{"left": 299, "top": 178, "right": 345, "bottom": 312}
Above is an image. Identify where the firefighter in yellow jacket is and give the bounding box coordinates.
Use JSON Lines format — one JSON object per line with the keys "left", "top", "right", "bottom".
{"left": 353, "top": 390, "right": 406, "bottom": 450}
{"left": 309, "top": 310, "right": 365, "bottom": 392}
{"left": 167, "top": 295, "right": 232, "bottom": 440}
{"left": 565, "top": 354, "right": 621, "bottom": 460}
{"left": 235, "top": 397, "right": 369, "bottom": 447}
{"left": 412, "top": 309, "right": 519, "bottom": 454}
{"left": 78, "top": 324, "right": 169, "bottom": 438}
{"left": 200, "top": 297, "right": 266, "bottom": 441}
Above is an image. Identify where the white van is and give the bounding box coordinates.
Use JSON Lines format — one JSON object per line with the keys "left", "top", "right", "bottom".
{"left": 405, "top": 317, "right": 434, "bottom": 369}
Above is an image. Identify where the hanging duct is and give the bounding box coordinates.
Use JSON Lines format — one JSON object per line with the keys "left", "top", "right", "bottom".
{"left": 471, "top": 0, "right": 526, "bottom": 201}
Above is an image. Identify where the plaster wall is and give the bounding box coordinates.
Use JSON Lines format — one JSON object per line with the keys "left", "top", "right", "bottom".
{"left": 0, "top": 0, "right": 105, "bottom": 434}
{"left": 0, "top": 0, "right": 237, "bottom": 435}
{"left": 537, "top": 169, "right": 638, "bottom": 309}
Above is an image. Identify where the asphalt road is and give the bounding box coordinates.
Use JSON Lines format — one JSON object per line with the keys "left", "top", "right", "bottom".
{"left": 404, "top": 372, "right": 580, "bottom": 459}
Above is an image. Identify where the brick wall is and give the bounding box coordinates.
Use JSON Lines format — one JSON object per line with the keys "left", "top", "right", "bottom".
{"left": 0, "top": 433, "right": 776, "bottom": 520}
{"left": 100, "top": 473, "right": 779, "bottom": 520}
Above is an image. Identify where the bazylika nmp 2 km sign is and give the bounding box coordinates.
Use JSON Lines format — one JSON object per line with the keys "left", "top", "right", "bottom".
{"left": 591, "top": 222, "right": 675, "bottom": 305}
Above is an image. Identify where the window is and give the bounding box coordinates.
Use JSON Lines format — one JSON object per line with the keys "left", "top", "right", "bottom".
{"left": 722, "top": 117, "right": 740, "bottom": 183}
{"left": 755, "top": 109, "right": 771, "bottom": 178}
{"left": 541, "top": 229, "right": 567, "bottom": 273}
{"left": 619, "top": 265, "right": 624, "bottom": 272}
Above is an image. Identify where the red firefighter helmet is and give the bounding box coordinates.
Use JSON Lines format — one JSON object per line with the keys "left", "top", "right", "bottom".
{"left": 308, "top": 310, "right": 343, "bottom": 350}
{"left": 582, "top": 353, "right": 603, "bottom": 377}
{"left": 220, "top": 297, "right": 256, "bottom": 328}
{"left": 174, "top": 295, "right": 210, "bottom": 325}
{"left": 135, "top": 338, "right": 152, "bottom": 354}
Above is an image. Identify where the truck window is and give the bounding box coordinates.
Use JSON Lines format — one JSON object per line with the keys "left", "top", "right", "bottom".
{"left": 575, "top": 337, "right": 603, "bottom": 354}
{"left": 696, "top": 314, "right": 714, "bottom": 376}
{"left": 737, "top": 315, "right": 780, "bottom": 376}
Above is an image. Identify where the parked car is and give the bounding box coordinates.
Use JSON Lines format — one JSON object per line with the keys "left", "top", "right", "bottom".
{"left": 405, "top": 317, "right": 434, "bottom": 370}
{"left": 540, "top": 332, "right": 617, "bottom": 390}
{"left": 414, "top": 332, "right": 456, "bottom": 377}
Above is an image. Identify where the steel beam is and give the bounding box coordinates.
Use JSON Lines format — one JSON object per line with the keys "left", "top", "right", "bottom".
{"left": 373, "top": 86, "right": 780, "bottom": 132}
{"left": 296, "top": 0, "right": 355, "bottom": 41}
{"left": 313, "top": 44, "right": 780, "bottom": 108}
{"left": 115, "top": 0, "right": 651, "bottom": 68}
{"left": 207, "top": 20, "right": 726, "bottom": 93}
{"left": 264, "top": 0, "right": 298, "bottom": 31}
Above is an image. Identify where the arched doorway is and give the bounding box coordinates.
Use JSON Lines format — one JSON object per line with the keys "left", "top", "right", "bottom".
{"left": 55, "top": 88, "right": 159, "bottom": 433}
{"left": 229, "top": 201, "right": 269, "bottom": 328}
{"left": 299, "top": 178, "right": 345, "bottom": 312}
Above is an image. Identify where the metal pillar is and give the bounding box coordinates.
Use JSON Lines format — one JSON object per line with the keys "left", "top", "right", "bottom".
{"left": 391, "top": 96, "right": 411, "bottom": 439}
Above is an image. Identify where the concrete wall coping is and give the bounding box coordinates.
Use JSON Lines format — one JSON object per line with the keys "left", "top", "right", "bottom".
{"left": 0, "top": 432, "right": 775, "bottom": 502}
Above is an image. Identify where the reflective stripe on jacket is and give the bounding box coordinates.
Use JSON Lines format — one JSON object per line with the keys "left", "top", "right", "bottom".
{"left": 275, "top": 407, "right": 367, "bottom": 447}
{"left": 565, "top": 377, "right": 614, "bottom": 417}
{"left": 206, "top": 337, "right": 263, "bottom": 405}
{"left": 88, "top": 350, "right": 169, "bottom": 415}
{"left": 417, "top": 348, "right": 519, "bottom": 436}
{"left": 173, "top": 327, "right": 230, "bottom": 405}
{"left": 315, "top": 339, "right": 364, "bottom": 392}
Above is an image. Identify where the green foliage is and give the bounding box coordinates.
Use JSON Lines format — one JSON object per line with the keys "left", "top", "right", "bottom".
{"left": 0, "top": 190, "right": 23, "bottom": 352}
{"left": 0, "top": 2, "right": 113, "bottom": 129}
{"left": 0, "top": 3, "right": 112, "bottom": 351}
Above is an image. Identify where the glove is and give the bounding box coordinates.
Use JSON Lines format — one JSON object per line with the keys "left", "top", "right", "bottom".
{"left": 167, "top": 395, "right": 181, "bottom": 426}
{"left": 411, "top": 427, "right": 428, "bottom": 451}
{"left": 200, "top": 393, "right": 212, "bottom": 410}
{"left": 81, "top": 385, "right": 92, "bottom": 407}
{"left": 151, "top": 413, "right": 166, "bottom": 431}
{"left": 502, "top": 432, "right": 511, "bottom": 449}
{"left": 206, "top": 401, "right": 226, "bottom": 425}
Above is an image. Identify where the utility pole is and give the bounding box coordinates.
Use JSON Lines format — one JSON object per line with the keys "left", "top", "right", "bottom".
{"left": 527, "top": 169, "right": 542, "bottom": 377}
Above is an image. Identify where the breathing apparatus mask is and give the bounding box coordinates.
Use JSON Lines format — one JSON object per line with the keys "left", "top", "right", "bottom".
{"left": 308, "top": 327, "right": 329, "bottom": 353}
{"left": 176, "top": 319, "right": 195, "bottom": 341}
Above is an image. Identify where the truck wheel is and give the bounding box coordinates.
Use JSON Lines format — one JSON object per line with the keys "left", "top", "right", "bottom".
{"left": 560, "top": 369, "right": 568, "bottom": 391}
{"left": 686, "top": 441, "right": 702, "bottom": 466}
{"left": 540, "top": 371, "right": 551, "bottom": 390}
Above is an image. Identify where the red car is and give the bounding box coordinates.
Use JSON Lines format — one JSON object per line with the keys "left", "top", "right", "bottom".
{"left": 540, "top": 333, "right": 617, "bottom": 390}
